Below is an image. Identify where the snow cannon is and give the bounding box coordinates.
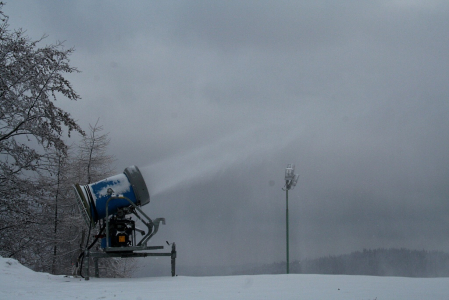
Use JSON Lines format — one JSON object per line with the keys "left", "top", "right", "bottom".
{"left": 73, "top": 165, "right": 149, "bottom": 225}
{"left": 73, "top": 165, "right": 176, "bottom": 279}
{"left": 73, "top": 165, "right": 167, "bottom": 252}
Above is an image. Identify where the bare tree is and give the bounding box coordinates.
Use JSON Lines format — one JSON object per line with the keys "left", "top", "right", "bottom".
{"left": 0, "top": 3, "right": 83, "bottom": 266}
{"left": 0, "top": 5, "right": 133, "bottom": 277}
{"left": 47, "top": 148, "right": 83, "bottom": 275}
{"left": 74, "top": 119, "right": 115, "bottom": 185}
{"left": 73, "top": 120, "right": 138, "bottom": 278}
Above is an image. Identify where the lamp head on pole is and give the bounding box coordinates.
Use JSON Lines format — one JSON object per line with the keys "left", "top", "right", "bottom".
{"left": 284, "top": 164, "right": 299, "bottom": 190}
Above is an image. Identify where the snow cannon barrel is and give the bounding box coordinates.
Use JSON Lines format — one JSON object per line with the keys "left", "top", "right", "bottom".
{"left": 73, "top": 165, "right": 150, "bottom": 226}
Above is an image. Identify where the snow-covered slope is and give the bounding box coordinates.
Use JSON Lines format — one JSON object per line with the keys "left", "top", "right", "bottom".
{"left": 1, "top": 256, "right": 448, "bottom": 300}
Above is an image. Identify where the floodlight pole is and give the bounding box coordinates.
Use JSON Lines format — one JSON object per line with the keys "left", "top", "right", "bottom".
{"left": 284, "top": 164, "right": 298, "bottom": 275}
{"left": 286, "top": 187, "right": 290, "bottom": 274}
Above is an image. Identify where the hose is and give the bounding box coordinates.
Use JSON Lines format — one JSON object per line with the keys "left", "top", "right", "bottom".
{"left": 77, "top": 221, "right": 106, "bottom": 278}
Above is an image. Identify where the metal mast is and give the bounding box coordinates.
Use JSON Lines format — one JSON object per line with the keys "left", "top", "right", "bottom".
{"left": 283, "top": 164, "right": 299, "bottom": 274}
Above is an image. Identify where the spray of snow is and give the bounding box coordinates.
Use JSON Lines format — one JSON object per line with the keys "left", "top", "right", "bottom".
{"left": 141, "top": 124, "right": 298, "bottom": 197}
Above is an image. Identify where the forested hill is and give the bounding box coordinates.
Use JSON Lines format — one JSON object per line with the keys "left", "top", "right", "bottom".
{"left": 234, "top": 249, "right": 449, "bottom": 277}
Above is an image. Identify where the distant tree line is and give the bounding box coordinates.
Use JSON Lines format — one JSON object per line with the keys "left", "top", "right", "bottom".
{"left": 234, "top": 248, "right": 449, "bottom": 277}
{"left": 0, "top": 4, "right": 131, "bottom": 277}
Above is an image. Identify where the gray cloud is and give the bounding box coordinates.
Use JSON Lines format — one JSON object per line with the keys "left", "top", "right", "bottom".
{"left": 5, "top": 0, "right": 449, "bottom": 270}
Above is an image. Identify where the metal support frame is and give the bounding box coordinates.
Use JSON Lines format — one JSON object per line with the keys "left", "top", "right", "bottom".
{"left": 104, "top": 196, "right": 165, "bottom": 252}
{"left": 82, "top": 196, "right": 176, "bottom": 279}
{"left": 84, "top": 243, "right": 177, "bottom": 278}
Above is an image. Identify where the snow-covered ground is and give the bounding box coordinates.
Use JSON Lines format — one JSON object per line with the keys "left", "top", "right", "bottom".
{"left": 1, "top": 256, "right": 448, "bottom": 300}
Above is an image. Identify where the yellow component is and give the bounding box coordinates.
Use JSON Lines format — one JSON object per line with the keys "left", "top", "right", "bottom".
{"left": 118, "top": 235, "right": 126, "bottom": 243}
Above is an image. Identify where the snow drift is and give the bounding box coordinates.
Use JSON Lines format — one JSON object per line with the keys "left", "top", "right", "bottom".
{"left": 1, "top": 256, "right": 448, "bottom": 300}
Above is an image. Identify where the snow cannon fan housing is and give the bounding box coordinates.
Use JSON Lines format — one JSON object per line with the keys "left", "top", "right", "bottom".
{"left": 73, "top": 165, "right": 150, "bottom": 226}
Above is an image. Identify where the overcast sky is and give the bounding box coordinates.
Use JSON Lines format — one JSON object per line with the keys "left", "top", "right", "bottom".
{"left": 6, "top": 1, "right": 449, "bottom": 271}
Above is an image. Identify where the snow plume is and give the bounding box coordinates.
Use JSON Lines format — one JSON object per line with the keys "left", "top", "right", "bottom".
{"left": 141, "top": 124, "right": 298, "bottom": 197}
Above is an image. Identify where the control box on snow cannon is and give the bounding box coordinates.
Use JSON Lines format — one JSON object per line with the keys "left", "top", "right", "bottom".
{"left": 73, "top": 165, "right": 149, "bottom": 225}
